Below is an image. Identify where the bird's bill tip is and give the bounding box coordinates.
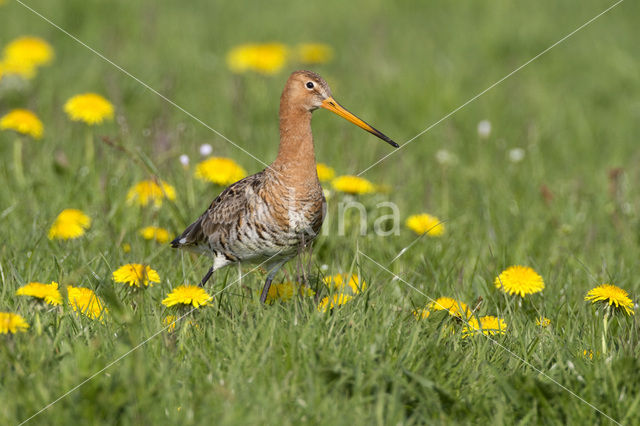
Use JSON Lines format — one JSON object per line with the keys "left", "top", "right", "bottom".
{"left": 321, "top": 97, "right": 399, "bottom": 148}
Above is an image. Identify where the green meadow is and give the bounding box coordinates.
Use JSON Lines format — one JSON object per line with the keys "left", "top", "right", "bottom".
{"left": 1, "top": 0, "right": 640, "bottom": 424}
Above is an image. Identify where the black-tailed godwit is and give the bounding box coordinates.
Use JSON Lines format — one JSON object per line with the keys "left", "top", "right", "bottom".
{"left": 172, "top": 70, "right": 398, "bottom": 303}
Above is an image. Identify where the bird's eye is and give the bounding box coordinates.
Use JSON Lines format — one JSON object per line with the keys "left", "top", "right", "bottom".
{"left": 306, "top": 81, "right": 314, "bottom": 89}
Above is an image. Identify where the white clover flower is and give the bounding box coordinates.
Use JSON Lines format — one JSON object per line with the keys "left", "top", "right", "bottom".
{"left": 477, "top": 120, "right": 491, "bottom": 138}
{"left": 199, "top": 143, "right": 213, "bottom": 156}
{"left": 435, "top": 149, "right": 457, "bottom": 166}
{"left": 508, "top": 148, "right": 525, "bottom": 163}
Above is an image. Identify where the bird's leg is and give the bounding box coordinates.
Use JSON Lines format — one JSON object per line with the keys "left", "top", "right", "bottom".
{"left": 259, "top": 273, "right": 275, "bottom": 304}
{"left": 198, "top": 267, "right": 214, "bottom": 287}
{"left": 260, "top": 260, "right": 288, "bottom": 304}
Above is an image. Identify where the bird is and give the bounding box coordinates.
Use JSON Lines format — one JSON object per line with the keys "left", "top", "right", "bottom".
{"left": 171, "top": 70, "right": 398, "bottom": 303}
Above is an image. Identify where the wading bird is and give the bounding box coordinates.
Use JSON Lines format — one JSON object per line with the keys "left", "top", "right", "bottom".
{"left": 172, "top": 70, "right": 398, "bottom": 303}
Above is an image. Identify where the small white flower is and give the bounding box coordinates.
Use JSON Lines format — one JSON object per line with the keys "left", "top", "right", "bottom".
{"left": 435, "top": 149, "right": 457, "bottom": 166}
{"left": 477, "top": 120, "right": 491, "bottom": 138}
{"left": 179, "top": 154, "right": 190, "bottom": 167}
{"left": 199, "top": 143, "right": 213, "bottom": 156}
{"left": 508, "top": 148, "right": 525, "bottom": 163}
{"left": 320, "top": 264, "right": 329, "bottom": 271}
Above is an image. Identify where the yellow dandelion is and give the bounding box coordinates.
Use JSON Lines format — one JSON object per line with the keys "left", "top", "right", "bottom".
{"left": 16, "top": 281, "right": 62, "bottom": 306}
{"left": 0, "top": 312, "right": 29, "bottom": 334}
{"left": 462, "top": 316, "right": 507, "bottom": 338}
{"left": 317, "top": 293, "right": 353, "bottom": 313}
{"left": 323, "top": 273, "right": 366, "bottom": 295}
{"left": 122, "top": 243, "right": 131, "bottom": 253}
{"left": 585, "top": 284, "right": 634, "bottom": 316}
{"left": 64, "top": 93, "right": 114, "bottom": 125}
{"left": 583, "top": 349, "right": 594, "bottom": 360}
{"left": 112, "top": 264, "right": 160, "bottom": 288}
{"left": 263, "top": 282, "right": 315, "bottom": 304}
{"left": 316, "top": 163, "right": 335, "bottom": 182}
{"left": 139, "top": 226, "right": 172, "bottom": 244}
{"left": 48, "top": 208, "right": 91, "bottom": 240}
{"left": 536, "top": 317, "right": 551, "bottom": 327}
{"left": 428, "top": 297, "right": 471, "bottom": 319}
{"left": 495, "top": 265, "right": 545, "bottom": 297}
{"left": 226, "top": 43, "right": 288, "bottom": 74}
{"left": 331, "top": 175, "right": 376, "bottom": 195}
{"left": 0, "top": 56, "right": 37, "bottom": 79}
{"left": 194, "top": 157, "right": 247, "bottom": 186}
{"left": 296, "top": 43, "right": 333, "bottom": 64}
{"left": 126, "top": 179, "right": 176, "bottom": 207}
{"left": 162, "top": 285, "right": 212, "bottom": 308}
{"left": 3, "top": 36, "right": 53, "bottom": 68}
{"left": 405, "top": 213, "right": 445, "bottom": 237}
{"left": 67, "top": 286, "right": 108, "bottom": 320}
{"left": 0, "top": 109, "right": 43, "bottom": 139}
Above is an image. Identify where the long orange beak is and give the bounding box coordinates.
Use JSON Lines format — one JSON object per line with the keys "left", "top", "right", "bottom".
{"left": 321, "top": 97, "right": 399, "bottom": 148}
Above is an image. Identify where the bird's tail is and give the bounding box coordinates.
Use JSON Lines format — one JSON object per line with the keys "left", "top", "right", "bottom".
{"left": 171, "top": 217, "right": 204, "bottom": 248}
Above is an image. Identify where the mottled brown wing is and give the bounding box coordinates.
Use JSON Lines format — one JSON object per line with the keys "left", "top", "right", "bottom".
{"left": 170, "top": 172, "right": 264, "bottom": 250}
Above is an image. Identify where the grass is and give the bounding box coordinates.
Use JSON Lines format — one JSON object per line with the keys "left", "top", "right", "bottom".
{"left": 2, "top": 0, "right": 640, "bottom": 424}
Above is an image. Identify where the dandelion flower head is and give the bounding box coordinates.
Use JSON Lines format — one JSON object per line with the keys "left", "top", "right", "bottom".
{"left": 227, "top": 43, "right": 288, "bottom": 75}
{"left": 112, "top": 264, "right": 160, "bottom": 288}
{"left": 428, "top": 297, "right": 471, "bottom": 319}
{"left": 3, "top": 36, "right": 53, "bottom": 68}
{"left": 495, "top": 265, "right": 545, "bottom": 297}
{"left": 162, "top": 285, "right": 212, "bottom": 308}
{"left": 194, "top": 157, "right": 247, "bottom": 186}
{"left": 317, "top": 293, "right": 353, "bottom": 313}
{"left": 323, "top": 273, "right": 366, "bottom": 295}
{"left": 127, "top": 179, "right": 176, "bottom": 207}
{"left": 296, "top": 43, "right": 333, "bottom": 64}
{"left": 405, "top": 213, "right": 445, "bottom": 237}
{"left": 316, "top": 163, "right": 335, "bottom": 182}
{"left": 263, "top": 282, "right": 315, "bottom": 304}
{"left": 536, "top": 317, "right": 551, "bottom": 327}
{"left": 1, "top": 36, "right": 53, "bottom": 78}
{"left": 48, "top": 209, "right": 91, "bottom": 240}
{"left": 462, "top": 316, "right": 507, "bottom": 338}
{"left": 16, "top": 281, "right": 62, "bottom": 305}
{"left": 67, "top": 286, "right": 108, "bottom": 320}
{"left": 0, "top": 56, "right": 37, "bottom": 79}
{"left": 331, "top": 175, "right": 376, "bottom": 195}
{"left": 0, "top": 312, "right": 29, "bottom": 334}
{"left": 585, "top": 284, "right": 634, "bottom": 316}
{"left": 139, "top": 226, "right": 172, "bottom": 244}
{"left": 0, "top": 109, "right": 43, "bottom": 139}
{"left": 64, "top": 93, "right": 114, "bottom": 125}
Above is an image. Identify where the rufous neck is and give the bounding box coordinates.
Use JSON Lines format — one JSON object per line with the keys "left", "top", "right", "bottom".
{"left": 272, "top": 102, "right": 317, "bottom": 178}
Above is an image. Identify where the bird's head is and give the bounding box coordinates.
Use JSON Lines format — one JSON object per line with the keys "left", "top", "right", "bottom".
{"left": 282, "top": 70, "right": 399, "bottom": 148}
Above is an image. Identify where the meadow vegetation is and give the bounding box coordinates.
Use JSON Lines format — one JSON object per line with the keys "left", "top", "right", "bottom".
{"left": 1, "top": 0, "right": 639, "bottom": 424}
